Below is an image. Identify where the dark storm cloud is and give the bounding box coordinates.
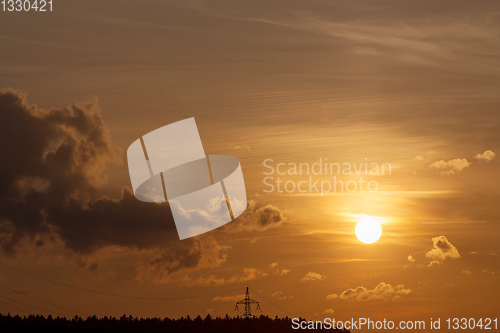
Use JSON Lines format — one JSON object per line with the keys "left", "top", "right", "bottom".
{"left": 0, "top": 88, "right": 120, "bottom": 254}
{"left": 0, "top": 88, "right": 185, "bottom": 256}
{"left": 0, "top": 89, "right": 285, "bottom": 274}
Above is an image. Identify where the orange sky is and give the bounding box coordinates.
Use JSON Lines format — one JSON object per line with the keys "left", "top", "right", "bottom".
{"left": 1, "top": 1, "right": 500, "bottom": 331}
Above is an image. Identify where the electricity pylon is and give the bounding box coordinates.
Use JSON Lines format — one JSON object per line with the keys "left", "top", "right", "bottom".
{"left": 235, "top": 287, "right": 260, "bottom": 318}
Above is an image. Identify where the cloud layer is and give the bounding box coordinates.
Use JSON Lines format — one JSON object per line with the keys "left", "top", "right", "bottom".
{"left": 223, "top": 200, "right": 286, "bottom": 233}
{"left": 334, "top": 282, "right": 411, "bottom": 302}
{"left": 429, "top": 150, "right": 495, "bottom": 175}
{"left": 429, "top": 158, "right": 470, "bottom": 175}
{"left": 475, "top": 150, "right": 495, "bottom": 162}
{"left": 301, "top": 271, "right": 325, "bottom": 282}
{"left": 425, "top": 235, "right": 461, "bottom": 264}
{"left": 0, "top": 89, "right": 284, "bottom": 279}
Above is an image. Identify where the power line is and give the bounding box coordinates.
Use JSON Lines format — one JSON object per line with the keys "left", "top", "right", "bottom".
{"left": 0, "top": 261, "right": 242, "bottom": 300}
{"left": 248, "top": 288, "right": 295, "bottom": 318}
{"left": 0, "top": 298, "right": 29, "bottom": 314}
{"left": 0, "top": 284, "right": 90, "bottom": 316}
{"left": 0, "top": 295, "right": 67, "bottom": 317}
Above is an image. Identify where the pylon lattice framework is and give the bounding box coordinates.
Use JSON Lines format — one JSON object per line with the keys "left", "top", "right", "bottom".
{"left": 235, "top": 287, "right": 260, "bottom": 318}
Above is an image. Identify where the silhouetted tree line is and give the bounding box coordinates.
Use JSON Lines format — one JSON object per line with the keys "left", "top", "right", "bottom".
{"left": 0, "top": 313, "right": 350, "bottom": 333}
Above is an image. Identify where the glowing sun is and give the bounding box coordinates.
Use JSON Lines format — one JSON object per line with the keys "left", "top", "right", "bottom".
{"left": 355, "top": 216, "right": 382, "bottom": 244}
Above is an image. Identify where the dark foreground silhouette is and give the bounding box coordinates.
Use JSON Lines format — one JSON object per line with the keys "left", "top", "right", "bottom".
{"left": 0, "top": 313, "right": 350, "bottom": 332}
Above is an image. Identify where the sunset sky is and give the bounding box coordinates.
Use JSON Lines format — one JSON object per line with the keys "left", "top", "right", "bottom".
{"left": 1, "top": 0, "right": 500, "bottom": 330}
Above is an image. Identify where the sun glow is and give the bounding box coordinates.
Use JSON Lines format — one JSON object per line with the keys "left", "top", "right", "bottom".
{"left": 355, "top": 216, "right": 382, "bottom": 244}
